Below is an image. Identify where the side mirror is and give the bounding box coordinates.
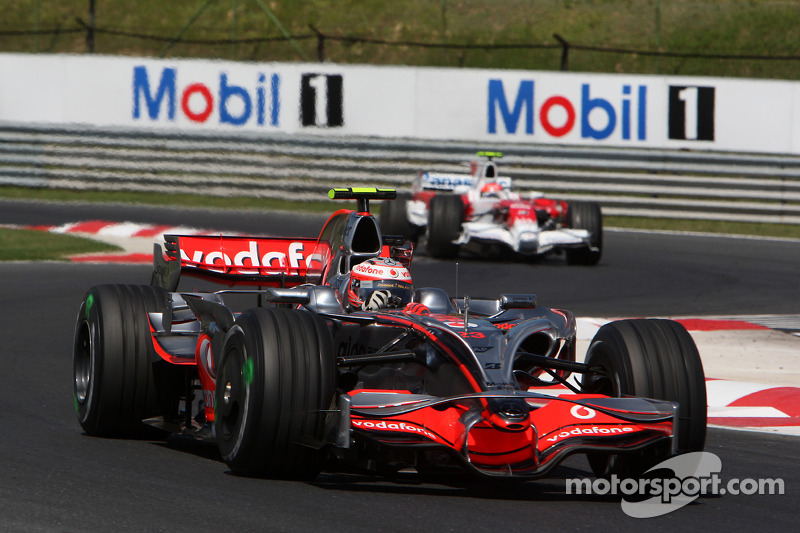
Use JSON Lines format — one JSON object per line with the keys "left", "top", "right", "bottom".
{"left": 499, "top": 294, "right": 537, "bottom": 310}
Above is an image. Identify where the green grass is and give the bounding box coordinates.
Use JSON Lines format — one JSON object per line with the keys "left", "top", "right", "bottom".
{"left": 4, "top": 1, "right": 800, "bottom": 79}
{"left": 0, "top": 227, "right": 121, "bottom": 261}
{"left": 0, "top": 186, "right": 337, "bottom": 213}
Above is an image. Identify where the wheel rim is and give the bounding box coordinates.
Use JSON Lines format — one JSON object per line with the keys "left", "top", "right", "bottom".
{"left": 74, "top": 320, "right": 93, "bottom": 405}
{"left": 218, "top": 347, "right": 247, "bottom": 441}
{"left": 584, "top": 345, "right": 621, "bottom": 397}
{"left": 584, "top": 343, "right": 626, "bottom": 476}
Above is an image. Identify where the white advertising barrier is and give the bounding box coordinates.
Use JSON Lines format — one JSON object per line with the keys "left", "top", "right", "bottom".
{"left": 0, "top": 53, "right": 798, "bottom": 154}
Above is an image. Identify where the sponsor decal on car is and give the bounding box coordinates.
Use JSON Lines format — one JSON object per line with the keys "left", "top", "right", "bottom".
{"left": 177, "top": 236, "right": 319, "bottom": 275}
{"left": 544, "top": 425, "right": 636, "bottom": 444}
{"left": 443, "top": 320, "right": 479, "bottom": 328}
{"left": 352, "top": 260, "right": 411, "bottom": 280}
{"left": 336, "top": 338, "right": 378, "bottom": 357}
{"left": 570, "top": 405, "right": 597, "bottom": 419}
{"left": 420, "top": 173, "right": 475, "bottom": 190}
{"left": 352, "top": 418, "right": 439, "bottom": 442}
{"left": 420, "top": 173, "right": 513, "bottom": 191}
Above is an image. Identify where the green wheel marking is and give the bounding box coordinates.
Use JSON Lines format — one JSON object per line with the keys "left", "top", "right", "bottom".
{"left": 243, "top": 357, "right": 254, "bottom": 386}
{"left": 85, "top": 293, "right": 95, "bottom": 319}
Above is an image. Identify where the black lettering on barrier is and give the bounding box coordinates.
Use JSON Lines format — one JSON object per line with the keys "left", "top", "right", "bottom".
{"left": 668, "top": 86, "right": 715, "bottom": 141}
{"left": 301, "top": 73, "right": 344, "bottom": 127}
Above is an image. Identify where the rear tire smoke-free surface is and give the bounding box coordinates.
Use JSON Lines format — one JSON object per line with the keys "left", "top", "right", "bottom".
{"left": 565, "top": 201, "right": 602, "bottom": 265}
{"left": 215, "top": 307, "right": 335, "bottom": 478}
{"left": 73, "top": 284, "right": 169, "bottom": 437}
{"left": 582, "top": 319, "right": 707, "bottom": 477}
{"left": 426, "top": 194, "right": 464, "bottom": 259}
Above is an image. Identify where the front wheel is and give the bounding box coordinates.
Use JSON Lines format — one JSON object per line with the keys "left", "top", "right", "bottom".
{"left": 582, "top": 319, "right": 707, "bottom": 477}
{"left": 565, "top": 201, "right": 602, "bottom": 265}
{"left": 215, "top": 307, "right": 335, "bottom": 479}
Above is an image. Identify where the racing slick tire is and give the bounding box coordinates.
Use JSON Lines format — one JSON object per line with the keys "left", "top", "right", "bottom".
{"left": 380, "top": 191, "right": 416, "bottom": 240}
{"left": 426, "top": 194, "right": 463, "bottom": 259}
{"left": 215, "top": 307, "right": 335, "bottom": 479}
{"left": 565, "top": 201, "right": 602, "bottom": 266}
{"left": 582, "top": 319, "right": 707, "bottom": 477}
{"left": 73, "top": 284, "right": 169, "bottom": 437}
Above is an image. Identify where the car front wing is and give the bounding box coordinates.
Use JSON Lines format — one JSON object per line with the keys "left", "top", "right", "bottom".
{"left": 334, "top": 389, "right": 678, "bottom": 478}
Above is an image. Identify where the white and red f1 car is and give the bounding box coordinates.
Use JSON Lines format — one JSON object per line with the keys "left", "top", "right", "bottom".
{"left": 73, "top": 188, "right": 704, "bottom": 481}
{"left": 381, "top": 152, "right": 603, "bottom": 264}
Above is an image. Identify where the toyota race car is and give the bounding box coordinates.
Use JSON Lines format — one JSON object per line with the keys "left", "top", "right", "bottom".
{"left": 73, "top": 188, "right": 706, "bottom": 481}
{"left": 380, "top": 152, "right": 603, "bottom": 265}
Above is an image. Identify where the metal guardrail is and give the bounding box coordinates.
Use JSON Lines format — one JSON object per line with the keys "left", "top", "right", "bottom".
{"left": 1, "top": 123, "right": 799, "bottom": 224}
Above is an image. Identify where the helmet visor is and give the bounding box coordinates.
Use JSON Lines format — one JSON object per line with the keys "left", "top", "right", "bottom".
{"left": 354, "top": 279, "right": 413, "bottom": 307}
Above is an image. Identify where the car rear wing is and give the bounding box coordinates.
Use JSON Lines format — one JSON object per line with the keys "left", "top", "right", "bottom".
{"left": 328, "top": 187, "right": 396, "bottom": 213}
{"left": 152, "top": 234, "right": 327, "bottom": 290}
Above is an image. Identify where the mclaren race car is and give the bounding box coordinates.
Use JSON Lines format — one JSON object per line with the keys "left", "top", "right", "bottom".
{"left": 380, "top": 152, "right": 603, "bottom": 265}
{"left": 73, "top": 188, "right": 705, "bottom": 480}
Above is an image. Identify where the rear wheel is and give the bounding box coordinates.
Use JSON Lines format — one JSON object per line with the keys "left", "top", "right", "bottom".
{"left": 215, "top": 307, "right": 335, "bottom": 479}
{"left": 73, "top": 284, "right": 169, "bottom": 437}
{"left": 380, "top": 191, "right": 415, "bottom": 240}
{"left": 426, "top": 194, "right": 463, "bottom": 259}
{"left": 582, "top": 319, "right": 706, "bottom": 477}
{"left": 565, "top": 201, "right": 602, "bottom": 265}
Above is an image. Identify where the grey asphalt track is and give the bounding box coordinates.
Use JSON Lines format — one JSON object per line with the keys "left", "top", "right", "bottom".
{"left": 0, "top": 200, "right": 797, "bottom": 531}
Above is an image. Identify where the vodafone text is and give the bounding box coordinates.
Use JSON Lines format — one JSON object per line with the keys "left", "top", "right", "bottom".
{"left": 546, "top": 425, "right": 635, "bottom": 444}
{"left": 180, "top": 240, "right": 308, "bottom": 273}
{"left": 352, "top": 419, "right": 438, "bottom": 441}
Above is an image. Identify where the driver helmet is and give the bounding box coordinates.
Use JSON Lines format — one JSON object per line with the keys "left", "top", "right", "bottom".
{"left": 481, "top": 181, "right": 504, "bottom": 197}
{"left": 346, "top": 258, "right": 413, "bottom": 311}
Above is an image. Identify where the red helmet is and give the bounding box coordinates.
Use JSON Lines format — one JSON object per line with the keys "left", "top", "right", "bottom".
{"left": 481, "top": 181, "right": 503, "bottom": 195}
{"left": 347, "top": 258, "right": 413, "bottom": 311}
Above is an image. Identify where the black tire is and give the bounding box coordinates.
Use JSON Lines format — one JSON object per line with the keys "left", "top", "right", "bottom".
{"left": 73, "top": 284, "right": 169, "bottom": 437}
{"left": 379, "top": 191, "right": 415, "bottom": 240}
{"left": 215, "top": 307, "right": 335, "bottom": 479}
{"left": 565, "top": 201, "right": 602, "bottom": 265}
{"left": 582, "top": 319, "right": 707, "bottom": 477}
{"left": 426, "top": 194, "right": 463, "bottom": 259}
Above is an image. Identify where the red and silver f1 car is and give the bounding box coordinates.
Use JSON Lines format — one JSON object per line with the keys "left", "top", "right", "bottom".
{"left": 381, "top": 152, "right": 603, "bottom": 265}
{"left": 73, "top": 188, "right": 705, "bottom": 480}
